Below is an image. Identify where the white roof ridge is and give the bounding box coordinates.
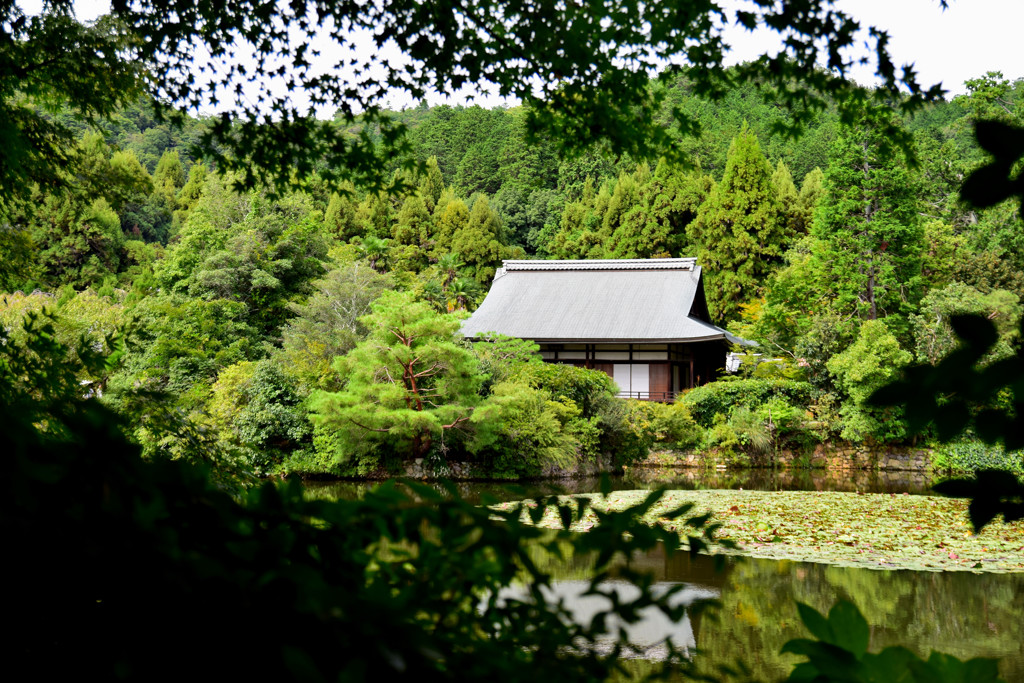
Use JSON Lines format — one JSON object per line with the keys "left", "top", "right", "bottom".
{"left": 502, "top": 258, "right": 697, "bottom": 271}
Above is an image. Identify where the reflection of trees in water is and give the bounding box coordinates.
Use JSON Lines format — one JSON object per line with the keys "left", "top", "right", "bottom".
{"left": 531, "top": 542, "right": 1024, "bottom": 681}
{"left": 696, "top": 556, "right": 1024, "bottom": 681}
{"left": 304, "top": 468, "right": 937, "bottom": 503}
{"left": 303, "top": 477, "right": 639, "bottom": 504}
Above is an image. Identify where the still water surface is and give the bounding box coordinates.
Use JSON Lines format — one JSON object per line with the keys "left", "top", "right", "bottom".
{"left": 305, "top": 469, "right": 1024, "bottom": 680}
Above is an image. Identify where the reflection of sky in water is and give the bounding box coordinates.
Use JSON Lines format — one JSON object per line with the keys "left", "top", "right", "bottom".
{"left": 497, "top": 580, "right": 719, "bottom": 658}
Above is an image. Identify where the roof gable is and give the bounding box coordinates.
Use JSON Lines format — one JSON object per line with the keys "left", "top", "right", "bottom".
{"left": 462, "top": 258, "right": 730, "bottom": 343}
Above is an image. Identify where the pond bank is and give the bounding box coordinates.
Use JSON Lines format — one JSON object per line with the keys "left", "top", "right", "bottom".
{"left": 295, "top": 443, "right": 943, "bottom": 486}
{"left": 332, "top": 443, "right": 938, "bottom": 483}
{"left": 639, "top": 442, "right": 933, "bottom": 473}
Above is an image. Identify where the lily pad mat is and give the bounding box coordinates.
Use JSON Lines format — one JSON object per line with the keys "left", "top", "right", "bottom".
{"left": 495, "top": 490, "right": 1024, "bottom": 572}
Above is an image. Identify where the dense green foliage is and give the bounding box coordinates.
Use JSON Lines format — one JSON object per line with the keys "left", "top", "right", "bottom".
{"left": 1, "top": 69, "right": 1022, "bottom": 468}
{"left": 3, "top": 316, "right": 730, "bottom": 682}
{"left": 6, "top": 3, "right": 1024, "bottom": 681}
{"left": 680, "top": 379, "right": 815, "bottom": 429}
{"left": 932, "top": 435, "right": 1024, "bottom": 476}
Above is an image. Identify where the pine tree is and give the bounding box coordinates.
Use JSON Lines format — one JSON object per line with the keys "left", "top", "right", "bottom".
{"left": 691, "top": 123, "right": 786, "bottom": 323}
{"left": 310, "top": 290, "right": 482, "bottom": 460}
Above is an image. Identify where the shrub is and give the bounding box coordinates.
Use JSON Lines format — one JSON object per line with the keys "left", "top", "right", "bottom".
{"left": 728, "top": 406, "right": 772, "bottom": 455}
{"left": 506, "top": 362, "right": 616, "bottom": 420}
{"left": 932, "top": 434, "right": 1024, "bottom": 475}
{"left": 827, "top": 319, "right": 912, "bottom": 443}
{"left": 653, "top": 402, "right": 705, "bottom": 451}
{"left": 680, "top": 377, "right": 815, "bottom": 427}
{"left": 290, "top": 420, "right": 392, "bottom": 477}
{"left": 469, "top": 381, "right": 584, "bottom": 477}
{"left": 756, "top": 396, "right": 818, "bottom": 450}
{"left": 702, "top": 414, "right": 750, "bottom": 466}
{"left": 621, "top": 401, "right": 705, "bottom": 452}
{"left": 621, "top": 400, "right": 664, "bottom": 453}
{"left": 207, "top": 359, "right": 312, "bottom": 475}
{"left": 593, "top": 397, "right": 650, "bottom": 468}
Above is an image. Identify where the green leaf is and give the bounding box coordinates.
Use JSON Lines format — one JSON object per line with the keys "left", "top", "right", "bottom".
{"left": 795, "top": 602, "right": 834, "bottom": 643}
{"left": 827, "top": 601, "right": 870, "bottom": 658}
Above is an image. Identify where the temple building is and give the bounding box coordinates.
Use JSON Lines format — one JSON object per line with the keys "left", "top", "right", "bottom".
{"left": 461, "top": 258, "right": 749, "bottom": 400}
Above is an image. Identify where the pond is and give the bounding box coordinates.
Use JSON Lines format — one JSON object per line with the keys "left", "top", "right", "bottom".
{"left": 304, "top": 469, "right": 1024, "bottom": 680}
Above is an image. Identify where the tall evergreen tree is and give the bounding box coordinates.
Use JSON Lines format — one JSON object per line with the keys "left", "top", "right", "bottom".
{"left": 153, "top": 150, "right": 186, "bottom": 191}
{"left": 419, "top": 156, "right": 445, "bottom": 213}
{"left": 430, "top": 191, "right": 470, "bottom": 256}
{"left": 796, "top": 167, "right": 826, "bottom": 233}
{"left": 324, "top": 185, "right": 362, "bottom": 242}
{"left": 809, "top": 117, "right": 924, "bottom": 325}
{"left": 451, "top": 196, "right": 508, "bottom": 285}
{"left": 690, "top": 123, "right": 786, "bottom": 323}
{"left": 772, "top": 161, "right": 802, "bottom": 235}
{"left": 393, "top": 194, "right": 432, "bottom": 246}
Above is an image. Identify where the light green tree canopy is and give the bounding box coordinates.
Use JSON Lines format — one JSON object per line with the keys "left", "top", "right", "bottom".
{"left": 827, "top": 319, "right": 912, "bottom": 442}
{"left": 311, "top": 290, "right": 482, "bottom": 461}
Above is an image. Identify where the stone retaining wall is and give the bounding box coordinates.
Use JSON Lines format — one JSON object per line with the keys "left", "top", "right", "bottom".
{"left": 640, "top": 443, "right": 933, "bottom": 472}
{"left": 392, "top": 454, "right": 618, "bottom": 481}
{"left": 326, "top": 444, "right": 931, "bottom": 482}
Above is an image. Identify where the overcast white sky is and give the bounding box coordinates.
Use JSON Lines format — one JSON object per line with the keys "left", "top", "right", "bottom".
{"left": 38, "top": 0, "right": 1024, "bottom": 115}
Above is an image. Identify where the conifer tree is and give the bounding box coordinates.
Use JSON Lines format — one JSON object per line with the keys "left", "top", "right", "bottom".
{"left": 355, "top": 192, "right": 392, "bottom": 238}
{"left": 798, "top": 168, "right": 826, "bottom": 224}
{"left": 772, "top": 161, "right": 802, "bottom": 235}
{"left": 324, "top": 186, "right": 362, "bottom": 242}
{"left": 606, "top": 166, "right": 657, "bottom": 259}
{"left": 648, "top": 159, "right": 713, "bottom": 256}
{"left": 419, "top": 156, "right": 445, "bottom": 213}
{"left": 310, "top": 290, "right": 482, "bottom": 461}
{"left": 599, "top": 170, "right": 640, "bottom": 254}
{"left": 546, "top": 177, "right": 605, "bottom": 259}
{"left": 691, "top": 123, "right": 786, "bottom": 323}
{"left": 175, "top": 161, "right": 208, "bottom": 228}
{"left": 153, "top": 150, "right": 186, "bottom": 191}
{"left": 393, "top": 194, "right": 432, "bottom": 246}
{"left": 451, "top": 196, "right": 508, "bottom": 285}
{"left": 809, "top": 118, "right": 924, "bottom": 325}
{"left": 431, "top": 191, "right": 470, "bottom": 255}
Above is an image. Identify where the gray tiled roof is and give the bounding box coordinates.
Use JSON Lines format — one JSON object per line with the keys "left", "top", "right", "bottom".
{"left": 462, "top": 259, "right": 733, "bottom": 343}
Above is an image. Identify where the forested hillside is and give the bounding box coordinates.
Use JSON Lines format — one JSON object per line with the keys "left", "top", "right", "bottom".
{"left": 3, "top": 69, "right": 1024, "bottom": 477}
